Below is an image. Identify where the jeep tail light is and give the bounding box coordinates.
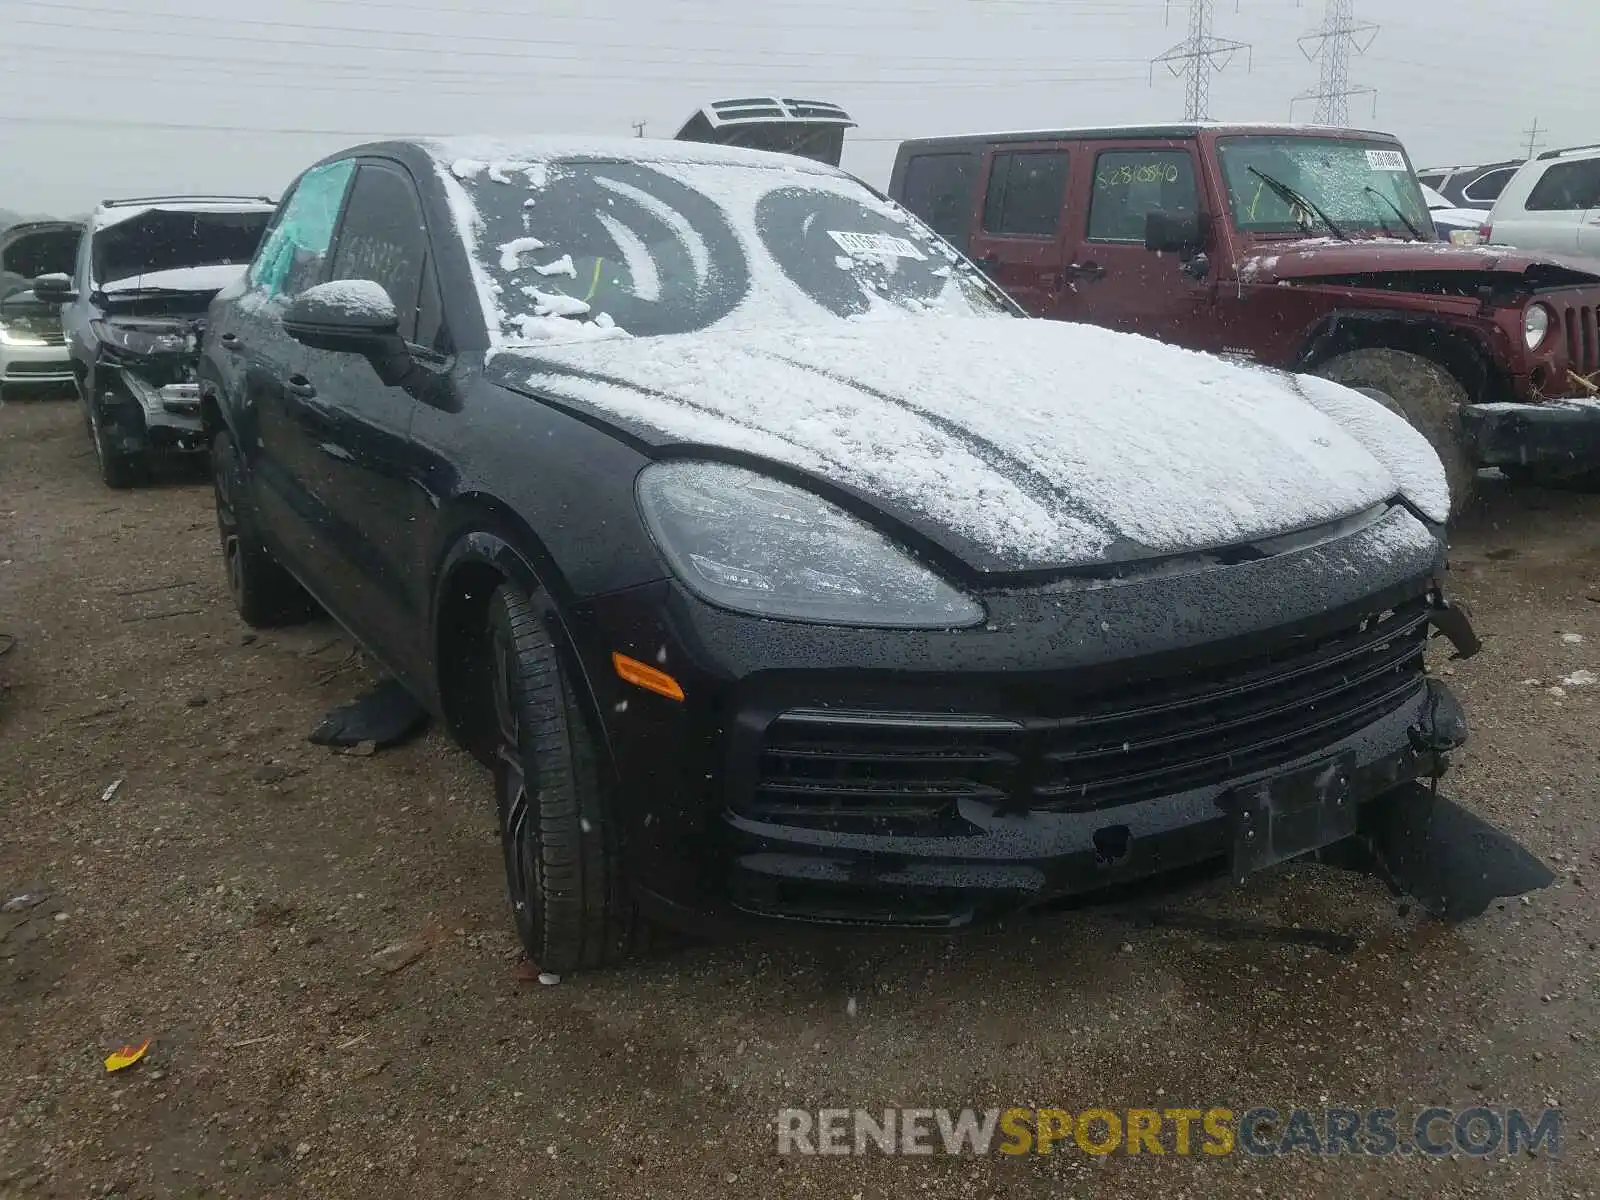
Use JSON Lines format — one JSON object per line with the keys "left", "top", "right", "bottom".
{"left": 1479, "top": 222, "right": 1493, "bottom": 243}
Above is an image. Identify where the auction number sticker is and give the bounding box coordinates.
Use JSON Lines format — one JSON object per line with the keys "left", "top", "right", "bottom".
{"left": 827, "top": 231, "right": 927, "bottom": 260}
{"left": 1365, "top": 149, "right": 1408, "bottom": 172}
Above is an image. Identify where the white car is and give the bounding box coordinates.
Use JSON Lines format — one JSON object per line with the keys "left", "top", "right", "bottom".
{"left": 1484, "top": 144, "right": 1600, "bottom": 257}
{"left": 1421, "top": 184, "right": 1486, "bottom": 245}
{"left": 0, "top": 220, "right": 80, "bottom": 401}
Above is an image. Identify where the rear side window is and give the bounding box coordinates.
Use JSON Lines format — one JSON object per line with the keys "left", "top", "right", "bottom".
{"left": 1088, "top": 150, "right": 1198, "bottom": 243}
{"left": 1525, "top": 160, "right": 1600, "bottom": 212}
{"left": 330, "top": 162, "right": 430, "bottom": 344}
{"left": 898, "top": 153, "right": 979, "bottom": 243}
{"left": 982, "top": 150, "right": 1070, "bottom": 237}
{"left": 1416, "top": 171, "right": 1446, "bottom": 190}
{"left": 248, "top": 158, "right": 356, "bottom": 300}
{"left": 1462, "top": 166, "right": 1516, "bottom": 205}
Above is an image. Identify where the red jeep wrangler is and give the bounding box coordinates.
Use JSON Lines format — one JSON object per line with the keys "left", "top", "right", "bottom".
{"left": 888, "top": 123, "right": 1600, "bottom": 513}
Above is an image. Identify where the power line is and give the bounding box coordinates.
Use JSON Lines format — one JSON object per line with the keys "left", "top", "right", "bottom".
{"left": 1292, "top": 0, "right": 1378, "bottom": 125}
{"left": 1150, "top": 0, "right": 1249, "bottom": 121}
{"left": 1521, "top": 117, "right": 1546, "bottom": 160}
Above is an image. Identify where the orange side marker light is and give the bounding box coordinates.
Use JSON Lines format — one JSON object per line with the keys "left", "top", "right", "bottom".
{"left": 612, "top": 652, "right": 685, "bottom": 702}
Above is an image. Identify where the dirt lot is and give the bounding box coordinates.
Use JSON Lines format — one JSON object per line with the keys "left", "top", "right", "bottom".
{"left": 1, "top": 397, "right": 1597, "bottom": 1198}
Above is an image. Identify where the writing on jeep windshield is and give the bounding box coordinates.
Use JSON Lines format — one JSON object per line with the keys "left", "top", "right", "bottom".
{"left": 459, "top": 158, "right": 1008, "bottom": 343}
{"left": 1216, "top": 136, "right": 1431, "bottom": 239}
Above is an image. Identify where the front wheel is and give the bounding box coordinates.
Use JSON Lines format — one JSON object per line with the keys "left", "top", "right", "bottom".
{"left": 486, "top": 583, "right": 639, "bottom": 974}
{"left": 88, "top": 403, "right": 146, "bottom": 490}
{"left": 1315, "top": 348, "right": 1477, "bottom": 518}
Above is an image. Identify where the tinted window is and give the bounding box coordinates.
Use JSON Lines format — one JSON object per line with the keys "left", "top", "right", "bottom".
{"left": 248, "top": 158, "right": 355, "bottom": 300}
{"left": 1416, "top": 171, "right": 1446, "bottom": 190}
{"left": 1088, "top": 150, "right": 1198, "bottom": 242}
{"left": 898, "top": 153, "right": 979, "bottom": 243}
{"left": 330, "top": 163, "right": 430, "bottom": 343}
{"left": 1462, "top": 166, "right": 1517, "bottom": 204}
{"left": 981, "top": 150, "right": 1069, "bottom": 237}
{"left": 1525, "top": 161, "right": 1600, "bottom": 212}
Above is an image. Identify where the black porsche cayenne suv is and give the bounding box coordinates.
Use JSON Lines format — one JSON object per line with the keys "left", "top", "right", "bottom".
{"left": 201, "top": 136, "right": 1480, "bottom": 973}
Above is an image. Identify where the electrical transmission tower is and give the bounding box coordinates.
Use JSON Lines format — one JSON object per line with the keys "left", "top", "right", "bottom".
{"left": 1292, "top": 0, "right": 1379, "bottom": 125}
{"left": 1151, "top": 0, "right": 1251, "bottom": 122}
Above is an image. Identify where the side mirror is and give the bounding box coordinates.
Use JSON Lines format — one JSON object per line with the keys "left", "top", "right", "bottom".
{"left": 283, "top": 280, "right": 412, "bottom": 386}
{"left": 31, "top": 272, "right": 77, "bottom": 304}
{"left": 1144, "top": 211, "right": 1206, "bottom": 257}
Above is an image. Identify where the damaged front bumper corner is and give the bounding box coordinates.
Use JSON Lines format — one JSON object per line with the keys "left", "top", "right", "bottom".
{"left": 1462, "top": 397, "right": 1600, "bottom": 473}
{"left": 104, "top": 368, "right": 206, "bottom": 453}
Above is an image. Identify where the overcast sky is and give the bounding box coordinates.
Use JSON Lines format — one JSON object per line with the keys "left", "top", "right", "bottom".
{"left": 2, "top": 0, "right": 1596, "bottom": 216}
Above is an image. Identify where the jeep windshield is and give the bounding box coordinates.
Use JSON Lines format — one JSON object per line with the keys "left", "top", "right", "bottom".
{"left": 93, "top": 207, "right": 272, "bottom": 299}
{"left": 451, "top": 154, "right": 1010, "bottom": 344}
{"left": 1216, "top": 135, "right": 1432, "bottom": 241}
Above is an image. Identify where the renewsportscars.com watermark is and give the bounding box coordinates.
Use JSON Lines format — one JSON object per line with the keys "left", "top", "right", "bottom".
{"left": 776, "top": 1106, "right": 1563, "bottom": 1158}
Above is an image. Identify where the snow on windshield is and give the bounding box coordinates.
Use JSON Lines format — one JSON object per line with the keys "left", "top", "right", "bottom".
{"left": 430, "top": 146, "right": 1006, "bottom": 348}
{"left": 1217, "top": 136, "right": 1430, "bottom": 236}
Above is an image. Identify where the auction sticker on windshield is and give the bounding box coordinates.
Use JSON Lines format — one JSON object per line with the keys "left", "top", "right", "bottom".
{"left": 827, "top": 231, "right": 927, "bottom": 260}
{"left": 1364, "top": 149, "right": 1408, "bottom": 172}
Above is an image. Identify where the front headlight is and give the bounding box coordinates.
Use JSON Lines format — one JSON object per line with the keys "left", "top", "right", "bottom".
{"left": 1524, "top": 304, "right": 1552, "bottom": 351}
{"left": 636, "top": 461, "right": 986, "bottom": 629}
{"left": 91, "top": 319, "right": 189, "bottom": 356}
{"left": 0, "top": 323, "right": 47, "bottom": 347}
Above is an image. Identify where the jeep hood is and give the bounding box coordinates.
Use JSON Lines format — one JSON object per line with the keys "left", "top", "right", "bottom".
{"left": 1237, "top": 238, "right": 1600, "bottom": 288}
{"left": 498, "top": 317, "right": 1448, "bottom": 574}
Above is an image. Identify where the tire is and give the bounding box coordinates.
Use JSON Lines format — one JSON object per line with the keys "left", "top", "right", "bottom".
{"left": 486, "top": 583, "right": 639, "bottom": 974}
{"left": 1315, "top": 348, "right": 1477, "bottom": 518}
{"left": 88, "top": 402, "right": 147, "bottom": 489}
{"left": 212, "top": 428, "right": 316, "bottom": 628}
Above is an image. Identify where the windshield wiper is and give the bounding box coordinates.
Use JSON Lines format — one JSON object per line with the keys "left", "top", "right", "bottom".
{"left": 1363, "top": 186, "right": 1424, "bottom": 240}
{"left": 1248, "top": 167, "right": 1348, "bottom": 241}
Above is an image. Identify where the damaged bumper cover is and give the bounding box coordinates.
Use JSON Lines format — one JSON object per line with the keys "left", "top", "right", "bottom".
{"left": 1462, "top": 398, "right": 1600, "bottom": 471}
{"left": 96, "top": 329, "right": 207, "bottom": 453}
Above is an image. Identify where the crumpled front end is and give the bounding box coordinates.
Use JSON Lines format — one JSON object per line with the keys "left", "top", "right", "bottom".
{"left": 94, "top": 320, "right": 208, "bottom": 455}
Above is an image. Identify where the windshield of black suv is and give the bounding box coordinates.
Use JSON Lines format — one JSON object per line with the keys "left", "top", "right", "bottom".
{"left": 92, "top": 207, "right": 273, "bottom": 293}
{"left": 445, "top": 152, "right": 1011, "bottom": 344}
{"left": 1216, "top": 135, "right": 1433, "bottom": 240}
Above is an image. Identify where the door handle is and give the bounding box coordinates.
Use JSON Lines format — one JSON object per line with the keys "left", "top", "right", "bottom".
{"left": 1066, "top": 262, "right": 1106, "bottom": 281}
{"left": 286, "top": 375, "right": 317, "bottom": 400}
{"left": 219, "top": 332, "right": 243, "bottom": 353}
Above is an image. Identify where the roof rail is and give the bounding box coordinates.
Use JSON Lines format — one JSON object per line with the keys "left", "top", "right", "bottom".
{"left": 99, "top": 194, "right": 275, "bottom": 207}
{"left": 1536, "top": 143, "right": 1600, "bottom": 161}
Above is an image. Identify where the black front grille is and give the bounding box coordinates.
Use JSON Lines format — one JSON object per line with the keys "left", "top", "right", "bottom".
{"left": 1563, "top": 302, "right": 1599, "bottom": 378}
{"left": 742, "top": 599, "right": 1431, "bottom": 830}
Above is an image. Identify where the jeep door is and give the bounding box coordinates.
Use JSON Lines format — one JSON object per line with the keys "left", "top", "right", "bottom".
{"left": 294, "top": 158, "right": 447, "bottom": 678}
{"left": 965, "top": 142, "right": 1075, "bottom": 317}
{"left": 1055, "top": 141, "right": 1222, "bottom": 349}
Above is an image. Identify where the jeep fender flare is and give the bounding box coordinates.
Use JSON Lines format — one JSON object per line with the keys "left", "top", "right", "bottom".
{"left": 1293, "top": 309, "right": 1503, "bottom": 404}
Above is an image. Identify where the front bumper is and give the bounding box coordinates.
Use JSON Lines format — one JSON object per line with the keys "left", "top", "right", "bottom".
{"left": 1462, "top": 399, "right": 1600, "bottom": 470}
{"left": 0, "top": 339, "right": 73, "bottom": 386}
{"left": 99, "top": 368, "right": 206, "bottom": 453}
{"left": 566, "top": 504, "right": 1462, "bottom": 930}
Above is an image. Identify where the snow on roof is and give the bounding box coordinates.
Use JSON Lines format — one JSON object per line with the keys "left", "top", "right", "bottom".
{"left": 420, "top": 135, "right": 844, "bottom": 176}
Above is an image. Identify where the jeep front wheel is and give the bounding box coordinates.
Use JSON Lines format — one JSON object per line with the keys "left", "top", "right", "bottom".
{"left": 1315, "top": 348, "right": 1477, "bottom": 518}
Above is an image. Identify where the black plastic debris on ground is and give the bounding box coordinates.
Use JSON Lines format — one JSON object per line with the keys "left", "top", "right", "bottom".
{"left": 308, "top": 678, "right": 429, "bottom": 751}
{"left": 1327, "top": 783, "right": 1556, "bottom": 922}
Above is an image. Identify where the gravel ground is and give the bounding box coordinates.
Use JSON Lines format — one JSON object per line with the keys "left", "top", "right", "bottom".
{"left": 1, "top": 397, "right": 1596, "bottom": 1199}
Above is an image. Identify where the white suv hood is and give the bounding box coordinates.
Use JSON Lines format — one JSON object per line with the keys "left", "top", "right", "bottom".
{"left": 511, "top": 316, "right": 1448, "bottom": 572}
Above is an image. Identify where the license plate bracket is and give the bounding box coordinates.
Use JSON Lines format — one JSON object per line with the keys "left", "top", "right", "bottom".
{"left": 1225, "top": 752, "right": 1358, "bottom": 878}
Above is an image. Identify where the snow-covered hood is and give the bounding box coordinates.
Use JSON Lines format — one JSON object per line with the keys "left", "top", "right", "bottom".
{"left": 501, "top": 317, "right": 1449, "bottom": 573}
{"left": 1237, "top": 238, "right": 1600, "bottom": 286}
